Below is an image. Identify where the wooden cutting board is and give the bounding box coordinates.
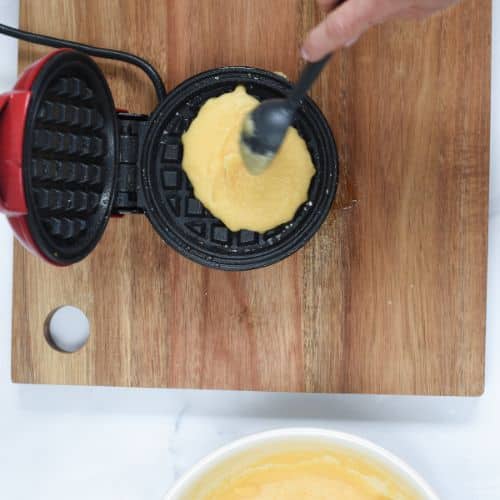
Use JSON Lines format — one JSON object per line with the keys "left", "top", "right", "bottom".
{"left": 12, "top": 0, "right": 490, "bottom": 395}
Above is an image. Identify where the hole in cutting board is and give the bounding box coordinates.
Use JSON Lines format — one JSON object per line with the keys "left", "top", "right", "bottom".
{"left": 44, "top": 305, "right": 90, "bottom": 353}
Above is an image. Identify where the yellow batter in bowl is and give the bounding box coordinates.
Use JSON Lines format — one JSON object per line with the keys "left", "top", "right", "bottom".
{"left": 182, "top": 447, "right": 420, "bottom": 500}
{"left": 181, "top": 86, "right": 315, "bottom": 233}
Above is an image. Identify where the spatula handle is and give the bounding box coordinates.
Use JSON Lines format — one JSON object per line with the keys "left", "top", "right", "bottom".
{"left": 288, "top": 0, "right": 348, "bottom": 108}
{"left": 288, "top": 54, "right": 332, "bottom": 109}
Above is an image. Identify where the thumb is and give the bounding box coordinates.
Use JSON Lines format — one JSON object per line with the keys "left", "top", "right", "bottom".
{"left": 302, "top": 0, "right": 379, "bottom": 61}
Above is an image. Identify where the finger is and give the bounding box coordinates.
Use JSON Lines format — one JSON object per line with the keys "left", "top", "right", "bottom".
{"left": 302, "top": 0, "right": 383, "bottom": 61}
{"left": 316, "top": 0, "right": 339, "bottom": 12}
{"left": 317, "top": 0, "right": 351, "bottom": 12}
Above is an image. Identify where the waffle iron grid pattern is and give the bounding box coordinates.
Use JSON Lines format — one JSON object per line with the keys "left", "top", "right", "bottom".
{"left": 24, "top": 58, "right": 116, "bottom": 264}
{"left": 32, "top": 77, "right": 105, "bottom": 240}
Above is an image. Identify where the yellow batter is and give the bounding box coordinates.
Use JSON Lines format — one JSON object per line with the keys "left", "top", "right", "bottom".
{"left": 181, "top": 86, "right": 315, "bottom": 233}
{"left": 183, "top": 447, "right": 420, "bottom": 500}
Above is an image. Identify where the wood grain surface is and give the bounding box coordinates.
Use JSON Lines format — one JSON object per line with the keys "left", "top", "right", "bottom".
{"left": 12, "top": 0, "right": 490, "bottom": 395}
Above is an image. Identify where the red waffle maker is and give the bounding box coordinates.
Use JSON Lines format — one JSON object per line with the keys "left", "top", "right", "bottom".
{"left": 0, "top": 26, "right": 338, "bottom": 271}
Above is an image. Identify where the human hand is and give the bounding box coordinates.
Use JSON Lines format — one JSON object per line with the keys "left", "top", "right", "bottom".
{"left": 302, "top": 0, "right": 460, "bottom": 61}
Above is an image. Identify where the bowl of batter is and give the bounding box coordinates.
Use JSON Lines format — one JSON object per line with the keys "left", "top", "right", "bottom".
{"left": 163, "top": 428, "right": 439, "bottom": 500}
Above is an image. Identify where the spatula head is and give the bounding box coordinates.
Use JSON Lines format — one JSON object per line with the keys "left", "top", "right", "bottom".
{"left": 240, "top": 99, "right": 294, "bottom": 175}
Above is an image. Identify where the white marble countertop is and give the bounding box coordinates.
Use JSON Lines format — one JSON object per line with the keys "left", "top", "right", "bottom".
{"left": 1, "top": 1, "right": 499, "bottom": 498}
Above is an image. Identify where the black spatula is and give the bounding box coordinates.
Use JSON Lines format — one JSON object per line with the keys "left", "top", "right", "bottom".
{"left": 240, "top": 53, "right": 331, "bottom": 175}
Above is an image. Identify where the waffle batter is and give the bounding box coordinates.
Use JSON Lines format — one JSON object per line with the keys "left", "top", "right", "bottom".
{"left": 183, "top": 448, "right": 419, "bottom": 500}
{"left": 181, "top": 86, "right": 315, "bottom": 233}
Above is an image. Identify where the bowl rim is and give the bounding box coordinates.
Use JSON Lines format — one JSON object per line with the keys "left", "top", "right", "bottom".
{"left": 163, "top": 427, "right": 440, "bottom": 500}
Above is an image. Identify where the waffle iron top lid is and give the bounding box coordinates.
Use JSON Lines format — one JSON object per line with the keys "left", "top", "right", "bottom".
{"left": 22, "top": 50, "right": 119, "bottom": 264}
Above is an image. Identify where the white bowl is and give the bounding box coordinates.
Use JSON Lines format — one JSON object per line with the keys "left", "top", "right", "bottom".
{"left": 163, "top": 427, "right": 439, "bottom": 499}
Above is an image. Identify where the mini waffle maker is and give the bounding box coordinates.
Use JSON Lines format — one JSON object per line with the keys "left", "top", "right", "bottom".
{"left": 0, "top": 32, "right": 338, "bottom": 271}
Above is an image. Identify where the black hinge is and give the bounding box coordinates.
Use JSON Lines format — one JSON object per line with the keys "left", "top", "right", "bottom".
{"left": 112, "top": 113, "right": 148, "bottom": 214}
